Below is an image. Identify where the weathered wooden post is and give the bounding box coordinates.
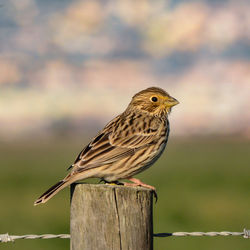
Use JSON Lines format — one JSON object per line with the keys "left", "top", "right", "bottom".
{"left": 70, "top": 183, "right": 153, "bottom": 250}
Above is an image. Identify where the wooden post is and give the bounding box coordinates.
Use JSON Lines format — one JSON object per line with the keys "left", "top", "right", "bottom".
{"left": 70, "top": 183, "right": 153, "bottom": 250}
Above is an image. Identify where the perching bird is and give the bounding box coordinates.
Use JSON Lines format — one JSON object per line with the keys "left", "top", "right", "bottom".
{"left": 34, "top": 87, "right": 179, "bottom": 205}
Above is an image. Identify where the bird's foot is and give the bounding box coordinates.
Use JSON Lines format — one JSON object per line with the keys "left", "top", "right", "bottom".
{"left": 123, "top": 178, "right": 158, "bottom": 202}
{"left": 124, "top": 178, "right": 156, "bottom": 190}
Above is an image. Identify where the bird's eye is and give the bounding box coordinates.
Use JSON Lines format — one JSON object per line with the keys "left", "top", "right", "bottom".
{"left": 151, "top": 96, "right": 158, "bottom": 102}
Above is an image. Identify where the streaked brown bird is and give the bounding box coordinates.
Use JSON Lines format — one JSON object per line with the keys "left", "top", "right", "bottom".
{"left": 34, "top": 87, "right": 179, "bottom": 205}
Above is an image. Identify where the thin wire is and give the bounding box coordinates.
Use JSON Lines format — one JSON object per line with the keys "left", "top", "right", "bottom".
{"left": 0, "top": 229, "right": 249, "bottom": 243}
{"left": 154, "top": 229, "right": 249, "bottom": 238}
{"left": 0, "top": 234, "right": 70, "bottom": 243}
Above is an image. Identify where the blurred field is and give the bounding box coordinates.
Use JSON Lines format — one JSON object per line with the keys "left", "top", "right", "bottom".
{"left": 0, "top": 136, "right": 249, "bottom": 250}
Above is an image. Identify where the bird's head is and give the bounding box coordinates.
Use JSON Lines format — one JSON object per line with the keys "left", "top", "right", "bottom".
{"left": 128, "top": 87, "right": 179, "bottom": 116}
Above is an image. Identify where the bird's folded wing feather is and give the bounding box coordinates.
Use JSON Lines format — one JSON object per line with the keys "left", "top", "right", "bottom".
{"left": 71, "top": 115, "right": 160, "bottom": 173}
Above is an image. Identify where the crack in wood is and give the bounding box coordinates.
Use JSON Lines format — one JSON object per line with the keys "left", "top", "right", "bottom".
{"left": 113, "top": 188, "right": 122, "bottom": 250}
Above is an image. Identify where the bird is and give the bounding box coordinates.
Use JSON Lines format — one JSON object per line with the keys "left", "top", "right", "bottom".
{"left": 34, "top": 87, "right": 179, "bottom": 205}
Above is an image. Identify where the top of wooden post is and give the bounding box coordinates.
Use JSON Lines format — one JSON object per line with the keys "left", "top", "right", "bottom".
{"left": 70, "top": 182, "right": 154, "bottom": 197}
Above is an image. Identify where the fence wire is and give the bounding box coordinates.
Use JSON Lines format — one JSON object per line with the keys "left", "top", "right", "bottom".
{"left": 0, "top": 229, "right": 249, "bottom": 243}
{"left": 154, "top": 229, "right": 250, "bottom": 238}
{"left": 0, "top": 234, "right": 70, "bottom": 243}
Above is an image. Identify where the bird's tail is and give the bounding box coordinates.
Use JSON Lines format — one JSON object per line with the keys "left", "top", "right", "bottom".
{"left": 34, "top": 174, "right": 76, "bottom": 206}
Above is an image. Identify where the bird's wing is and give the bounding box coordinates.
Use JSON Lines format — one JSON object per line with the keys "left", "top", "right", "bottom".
{"left": 71, "top": 114, "right": 162, "bottom": 173}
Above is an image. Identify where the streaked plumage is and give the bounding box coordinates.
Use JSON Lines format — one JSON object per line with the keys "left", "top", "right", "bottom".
{"left": 34, "top": 87, "right": 179, "bottom": 205}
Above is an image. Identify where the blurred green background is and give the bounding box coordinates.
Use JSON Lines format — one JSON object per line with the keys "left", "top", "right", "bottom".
{"left": 1, "top": 0, "right": 250, "bottom": 249}
{"left": 1, "top": 137, "right": 249, "bottom": 250}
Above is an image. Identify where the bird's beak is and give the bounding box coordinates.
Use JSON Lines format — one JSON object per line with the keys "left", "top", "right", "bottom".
{"left": 165, "top": 96, "right": 179, "bottom": 107}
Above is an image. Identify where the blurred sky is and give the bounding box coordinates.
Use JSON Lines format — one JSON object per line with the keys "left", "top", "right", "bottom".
{"left": 0, "top": 0, "right": 250, "bottom": 140}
